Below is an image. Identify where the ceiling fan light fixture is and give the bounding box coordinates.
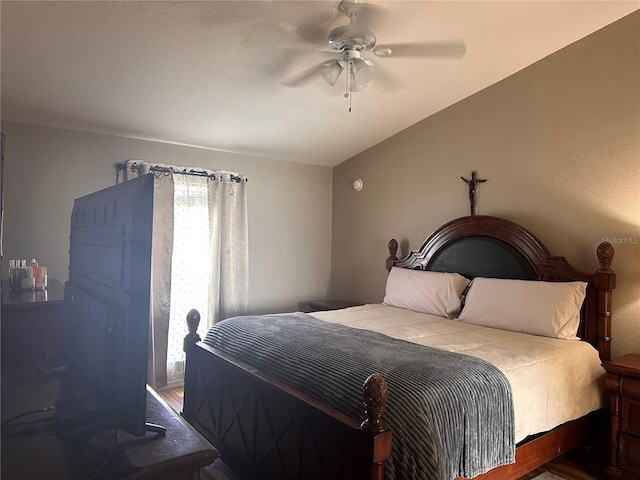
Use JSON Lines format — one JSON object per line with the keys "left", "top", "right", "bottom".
{"left": 349, "top": 76, "right": 368, "bottom": 92}
{"left": 321, "top": 60, "right": 343, "bottom": 86}
{"left": 351, "top": 58, "right": 373, "bottom": 85}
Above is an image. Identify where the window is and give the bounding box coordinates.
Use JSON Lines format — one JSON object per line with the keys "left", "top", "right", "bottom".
{"left": 166, "top": 175, "right": 210, "bottom": 386}
{"left": 123, "top": 160, "right": 248, "bottom": 390}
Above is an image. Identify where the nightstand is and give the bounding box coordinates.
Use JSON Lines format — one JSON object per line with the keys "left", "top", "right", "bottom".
{"left": 604, "top": 353, "right": 640, "bottom": 480}
{"left": 306, "top": 299, "right": 360, "bottom": 312}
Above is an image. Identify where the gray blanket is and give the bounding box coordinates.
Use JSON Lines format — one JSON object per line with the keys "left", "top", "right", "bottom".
{"left": 204, "top": 312, "right": 515, "bottom": 480}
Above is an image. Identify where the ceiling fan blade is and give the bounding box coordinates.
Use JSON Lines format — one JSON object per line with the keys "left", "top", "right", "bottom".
{"left": 314, "top": 47, "right": 338, "bottom": 54}
{"left": 296, "top": 24, "right": 329, "bottom": 45}
{"left": 280, "top": 62, "right": 328, "bottom": 88}
{"left": 374, "top": 41, "right": 466, "bottom": 58}
{"left": 296, "top": 9, "right": 343, "bottom": 45}
{"left": 262, "top": 47, "right": 311, "bottom": 78}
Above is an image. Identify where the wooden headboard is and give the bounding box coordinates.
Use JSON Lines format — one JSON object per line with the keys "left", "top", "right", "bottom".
{"left": 386, "top": 215, "right": 616, "bottom": 362}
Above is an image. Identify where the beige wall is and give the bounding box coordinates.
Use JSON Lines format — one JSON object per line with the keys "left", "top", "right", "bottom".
{"left": 1, "top": 122, "right": 333, "bottom": 314}
{"left": 331, "top": 12, "right": 639, "bottom": 358}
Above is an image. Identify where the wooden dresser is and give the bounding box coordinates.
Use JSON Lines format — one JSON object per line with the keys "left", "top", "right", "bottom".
{"left": 605, "top": 353, "right": 640, "bottom": 480}
{"left": 1, "top": 282, "right": 66, "bottom": 367}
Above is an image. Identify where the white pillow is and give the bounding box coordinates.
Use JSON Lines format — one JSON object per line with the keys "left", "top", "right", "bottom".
{"left": 383, "top": 267, "right": 470, "bottom": 318}
{"left": 457, "top": 277, "right": 587, "bottom": 339}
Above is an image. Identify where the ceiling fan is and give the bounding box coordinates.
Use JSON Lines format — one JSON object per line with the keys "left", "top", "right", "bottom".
{"left": 284, "top": 0, "right": 466, "bottom": 110}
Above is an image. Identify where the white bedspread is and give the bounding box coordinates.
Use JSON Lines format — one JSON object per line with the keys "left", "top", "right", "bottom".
{"left": 311, "top": 304, "right": 606, "bottom": 443}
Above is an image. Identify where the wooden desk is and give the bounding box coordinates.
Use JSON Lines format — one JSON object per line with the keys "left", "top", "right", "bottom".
{"left": 1, "top": 365, "right": 218, "bottom": 479}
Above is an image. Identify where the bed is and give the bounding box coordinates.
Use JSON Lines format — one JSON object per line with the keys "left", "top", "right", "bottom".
{"left": 182, "top": 215, "right": 616, "bottom": 480}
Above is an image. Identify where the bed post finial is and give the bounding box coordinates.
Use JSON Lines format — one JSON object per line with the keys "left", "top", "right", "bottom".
{"left": 361, "top": 373, "right": 389, "bottom": 433}
{"left": 597, "top": 241, "right": 615, "bottom": 272}
{"left": 361, "top": 373, "right": 392, "bottom": 480}
{"left": 183, "top": 309, "right": 202, "bottom": 354}
{"left": 387, "top": 239, "right": 398, "bottom": 271}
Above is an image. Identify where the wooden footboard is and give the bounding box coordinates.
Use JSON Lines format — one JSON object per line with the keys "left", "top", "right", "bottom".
{"left": 182, "top": 309, "right": 392, "bottom": 480}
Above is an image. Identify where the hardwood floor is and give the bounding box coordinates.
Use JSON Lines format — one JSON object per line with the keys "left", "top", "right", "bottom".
{"left": 158, "top": 387, "right": 606, "bottom": 480}
{"left": 158, "top": 384, "right": 185, "bottom": 413}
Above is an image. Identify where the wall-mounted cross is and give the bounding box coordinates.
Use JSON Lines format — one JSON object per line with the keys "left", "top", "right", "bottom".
{"left": 460, "top": 170, "right": 488, "bottom": 215}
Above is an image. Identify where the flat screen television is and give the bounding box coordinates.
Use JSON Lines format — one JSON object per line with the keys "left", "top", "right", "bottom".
{"left": 60, "top": 173, "right": 160, "bottom": 438}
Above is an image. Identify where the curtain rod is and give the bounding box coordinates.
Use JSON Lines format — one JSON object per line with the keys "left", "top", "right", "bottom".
{"left": 115, "top": 162, "right": 247, "bottom": 184}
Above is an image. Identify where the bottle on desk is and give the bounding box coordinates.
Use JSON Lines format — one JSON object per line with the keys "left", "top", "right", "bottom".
{"left": 8, "top": 258, "right": 47, "bottom": 291}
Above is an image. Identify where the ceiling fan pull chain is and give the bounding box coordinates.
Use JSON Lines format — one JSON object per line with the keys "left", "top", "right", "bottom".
{"left": 345, "top": 60, "right": 350, "bottom": 99}
{"left": 345, "top": 60, "right": 353, "bottom": 112}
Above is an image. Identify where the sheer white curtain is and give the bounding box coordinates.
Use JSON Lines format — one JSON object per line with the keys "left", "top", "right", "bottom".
{"left": 125, "top": 161, "right": 249, "bottom": 389}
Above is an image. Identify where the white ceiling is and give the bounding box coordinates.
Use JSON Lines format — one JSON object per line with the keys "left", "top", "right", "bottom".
{"left": 1, "top": 1, "right": 638, "bottom": 167}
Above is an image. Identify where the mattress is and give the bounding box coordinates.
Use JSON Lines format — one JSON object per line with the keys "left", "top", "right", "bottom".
{"left": 311, "top": 304, "right": 606, "bottom": 443}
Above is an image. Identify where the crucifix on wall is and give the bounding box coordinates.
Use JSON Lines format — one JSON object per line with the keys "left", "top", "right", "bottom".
{"left": 460, "top": 170, "right": 488, "bottom": 215}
